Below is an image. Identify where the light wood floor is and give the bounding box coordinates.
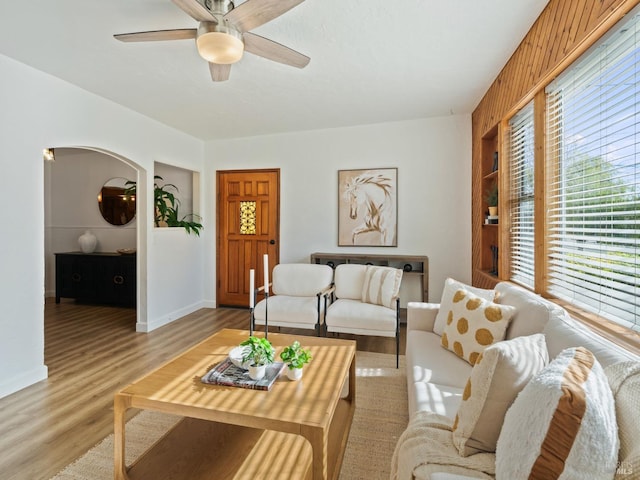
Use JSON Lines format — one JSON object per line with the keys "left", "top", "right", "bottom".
{"left": 0, "top": 300, "right": 406, "bottom": 480}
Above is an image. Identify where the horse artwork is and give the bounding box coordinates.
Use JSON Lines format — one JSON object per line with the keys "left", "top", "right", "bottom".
{"left": 338, "top": 168, "right": 397, "bottom": 246}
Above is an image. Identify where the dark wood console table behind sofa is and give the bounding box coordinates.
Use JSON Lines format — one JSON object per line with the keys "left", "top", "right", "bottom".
{"left": 55, "top": 252, "right": 136, "bottom": 307}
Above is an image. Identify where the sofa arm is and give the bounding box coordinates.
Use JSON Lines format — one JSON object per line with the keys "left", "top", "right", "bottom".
{"left": 407, "top": 302, "right": 440, "bottom": 333}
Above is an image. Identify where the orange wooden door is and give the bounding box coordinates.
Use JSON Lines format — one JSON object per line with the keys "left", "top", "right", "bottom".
{"left": 216, "top": 169, "right": 280, "bottom": 307}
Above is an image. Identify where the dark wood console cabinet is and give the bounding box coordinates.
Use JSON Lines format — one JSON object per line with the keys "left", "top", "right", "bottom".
{"left": 55, "top": 252, "right": 136, "bottom": 307}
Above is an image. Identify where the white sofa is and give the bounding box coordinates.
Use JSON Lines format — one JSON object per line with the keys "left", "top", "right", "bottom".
{"left": 395, "top": 280, "right": 640, "bottom": 480}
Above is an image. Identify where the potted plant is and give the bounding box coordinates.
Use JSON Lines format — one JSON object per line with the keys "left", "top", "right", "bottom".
{"left": 125, "top": 176, "right": 203, "bottom": 235}
{"left": 240, "top": 336, "right": 275, "bottom": 380}
{"left": 485, "top": 181, "right": 499, "bottom": 216}
{"left": 280, "top": 341, "right": 312, "bottom": 381}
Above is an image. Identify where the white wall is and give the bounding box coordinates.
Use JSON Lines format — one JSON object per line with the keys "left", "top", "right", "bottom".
{"left": 203, "top": 116, "right": 472, "bottom": 306}
{"left": 0, "top": 52, "right": 473, "bottom": 400}
{"left": 0, "top": 53, "right": 205, "bottom": 399}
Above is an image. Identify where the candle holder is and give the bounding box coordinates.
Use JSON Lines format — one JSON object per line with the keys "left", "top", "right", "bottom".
{"left": 248, "top": 268, "right": 256, "bottom": 336}
{"left": 263, "top": 291, "right": 269, "bottom": 339}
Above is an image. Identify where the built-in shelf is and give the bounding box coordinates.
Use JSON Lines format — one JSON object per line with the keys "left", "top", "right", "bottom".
{"left": 478, "top": 123, "right": 502, "bottom": 285}
{"left": 483, "top": 170, "right": 499, "bottom": 181}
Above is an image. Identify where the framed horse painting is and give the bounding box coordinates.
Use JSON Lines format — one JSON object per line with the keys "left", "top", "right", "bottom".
{"left": 338, "top": 168, "right": 398, "bottom": 246}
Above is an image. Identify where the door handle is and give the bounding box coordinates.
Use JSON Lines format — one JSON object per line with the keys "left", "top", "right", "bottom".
{"left": 269, "top": 239, "right": 276, "bottom": 245}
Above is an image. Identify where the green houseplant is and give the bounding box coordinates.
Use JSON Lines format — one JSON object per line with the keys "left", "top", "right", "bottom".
{"left": 125, "top": 176, "right": 203, "bottom": 236}
{"left": 280, "top": 341, "right": 312, "bottom": 381}
{"left": 485, "top": 181, "right": 499, "bottom": 216}
{"left": 240, "top": 336, "right": 275, "bottom": 380}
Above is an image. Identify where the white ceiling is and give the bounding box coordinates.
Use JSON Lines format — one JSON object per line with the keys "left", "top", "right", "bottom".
{"left": 0, "top": 0, "right": 549, "bottom": 141}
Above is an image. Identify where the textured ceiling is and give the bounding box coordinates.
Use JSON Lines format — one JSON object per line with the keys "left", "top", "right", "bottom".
{"left": 0, "top": 0, "right": 549, "bottom": 140}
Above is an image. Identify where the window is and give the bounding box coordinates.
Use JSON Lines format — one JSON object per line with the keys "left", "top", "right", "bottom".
{"left": 545, "top": 10, "right": 640, "bottom": 331}
{"left": 508, "top": 102, "right": 535, "bottom": 289}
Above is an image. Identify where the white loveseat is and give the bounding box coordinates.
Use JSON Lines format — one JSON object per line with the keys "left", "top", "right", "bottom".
{"left": 393, "top": 279, "right": 640, "bottom": 480}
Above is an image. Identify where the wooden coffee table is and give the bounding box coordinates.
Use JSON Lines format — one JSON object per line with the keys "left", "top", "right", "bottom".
{"left": 114, "top": 329, "right": 356, "bottom": 480}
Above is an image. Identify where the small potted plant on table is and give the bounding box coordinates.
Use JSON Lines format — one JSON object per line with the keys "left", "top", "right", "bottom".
{"left": 280, "top": 341, "right": 312, "bottom": 381}
{"left": 240, "top": 336, "right": 275, "bottom": 380}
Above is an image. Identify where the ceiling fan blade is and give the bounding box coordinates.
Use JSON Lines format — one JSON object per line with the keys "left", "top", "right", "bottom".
{"left": 224, "top": 0, "right": 304, "bottom": 33}
{"left": 209, "top": 63, "right": 231, "bottom": 82}
{"left": 243, "top": 32, "right": 309, "bottom": 68}
{"left": 114, "top": 29, "right": 197, "bottom": 42}
{"left": 171, "top": 0, "right": 217, "bottom": 22}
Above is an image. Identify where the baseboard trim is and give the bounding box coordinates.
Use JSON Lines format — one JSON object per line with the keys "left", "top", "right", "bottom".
{"left": 137, "top": 301, "right": 207, "bottom": 333}
{"left": 0, "top": 365, "right": 48, "bottom": 400}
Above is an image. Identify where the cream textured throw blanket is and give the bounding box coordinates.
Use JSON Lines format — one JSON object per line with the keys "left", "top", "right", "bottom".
{"left": 390, "top": 411, "right": 496, "bottom": 480}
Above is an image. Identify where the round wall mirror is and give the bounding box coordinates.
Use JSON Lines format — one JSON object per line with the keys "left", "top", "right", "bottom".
{"left": 98, "top": 177, "right": 136, "bottom": 226}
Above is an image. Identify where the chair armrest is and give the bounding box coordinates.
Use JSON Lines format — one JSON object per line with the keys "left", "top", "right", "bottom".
{"left": 322, "top": 285, "right": 336, "bottom": 308}
{"left": 323, "top": 284, "right": 336, "bottom": 298}
{"left": 407, "top": 301, "right": 440, "bottom": 333}
{"left": 317, "top": 284, "right": 335, "bottom": 298}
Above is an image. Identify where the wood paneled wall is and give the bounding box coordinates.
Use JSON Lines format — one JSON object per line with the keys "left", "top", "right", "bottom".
{"left": 471, "top": 0, "right": 640, "bottom": 288}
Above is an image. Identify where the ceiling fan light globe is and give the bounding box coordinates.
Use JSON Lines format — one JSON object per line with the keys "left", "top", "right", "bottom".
{"left": 197, "top": 31, "right": 244, "bottom": 64}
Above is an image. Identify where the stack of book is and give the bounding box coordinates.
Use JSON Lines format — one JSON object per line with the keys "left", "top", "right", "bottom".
{"left": 486, "top": 215, "right": 498, "bottom": 225}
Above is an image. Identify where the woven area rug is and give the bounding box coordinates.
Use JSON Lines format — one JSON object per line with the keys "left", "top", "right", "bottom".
{"left": 50, "top": 351, "right": 408, "bottom": 480}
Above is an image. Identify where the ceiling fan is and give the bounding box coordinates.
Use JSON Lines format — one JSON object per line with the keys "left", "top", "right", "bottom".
{"left": 114, "top": 0, "right": 309, "bottom": 82}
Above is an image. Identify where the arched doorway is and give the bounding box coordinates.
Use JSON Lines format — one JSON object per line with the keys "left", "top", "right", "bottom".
{"left": 43, "top": 146, "right": 148, "bottom": 327}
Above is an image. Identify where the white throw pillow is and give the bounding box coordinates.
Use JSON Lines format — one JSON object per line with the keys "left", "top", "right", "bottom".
{"left": 496, "top": 347, "right": 619, "bottom": 480}
{"left": 453, "top": 334, "right": 548, "bottom": 456}
{"left": 434, "top": 278, "right": 496, "bottom": 336}
{"left": 361, "top": 266, "right": 402, "bottom": 309}
{"left": 441, "top": 288, "right": 515, "bottom": 365}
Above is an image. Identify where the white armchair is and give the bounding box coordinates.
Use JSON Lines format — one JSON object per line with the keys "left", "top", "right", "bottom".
{"left": 253, "top": 263, "right": 334, "bottom": 336}
{"left": 324, "top": 264, "right": 403, "bottom": 367}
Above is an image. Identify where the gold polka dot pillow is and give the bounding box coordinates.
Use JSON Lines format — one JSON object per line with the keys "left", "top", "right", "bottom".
{"left": 440, "top": 288, "right": 516, "bottom": 365}
{"left": 452, "top": 334, "right": 548, "bottom": 456}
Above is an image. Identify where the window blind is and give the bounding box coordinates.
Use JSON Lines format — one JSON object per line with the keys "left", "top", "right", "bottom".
{"left": 545, "top": 10, "right": 640, "bottom": 331}
{"left": 508, "top": 102, "right": 535, "bottom": 288}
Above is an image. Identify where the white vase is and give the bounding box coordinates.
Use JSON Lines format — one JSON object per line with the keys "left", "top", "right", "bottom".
{"left": 286, "top": 367, "right": 303, "bottom": 381}
{"left": 78, "top": 230, "right": 97, "bottom": 253}
{"left": 248, "top": 364, "right": 266, "bottom": 380}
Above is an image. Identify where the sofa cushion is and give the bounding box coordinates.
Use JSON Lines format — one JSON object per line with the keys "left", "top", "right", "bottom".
{"left": 434, "top": 278, "right": 496, "bottom": 336}
{"left": 496, "top": 347, "right": 619, "bottom": 480}
{"left": 543, "top": 312, "right": 640, "bottom": 368}
{"left": 452, "top": 334, "right": 548, "bottom": 456}
{"left": 406, "top": 331, "right": 472, "bottom": 420}
{"left": 334, "top": 264, "right": 367, "bottom": 300}
{"left": 605, "top": 361, "right": 640, "bottom": 479}
{"left": 441, "top": 289, "right": 516, "bottom": 365}
{"left": 409, "top": 381, "right": 464, "bottom": 421}
{"left": 495, "top": 282, "right": 565, "bottom": 340}
{"left": 271, "top": 263, "right": 333, "bottom": 297}
{"left": 254, "top": 295, "right": 324, "bottom": 328}
{"left": 325, "top": 298, "right": 396, "bottom": 336}
{"left": 361, "top": 265, "right": 402, "bottom": 309}
{"left": 407, "top": 331, "right": 473, "bottom": 389}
